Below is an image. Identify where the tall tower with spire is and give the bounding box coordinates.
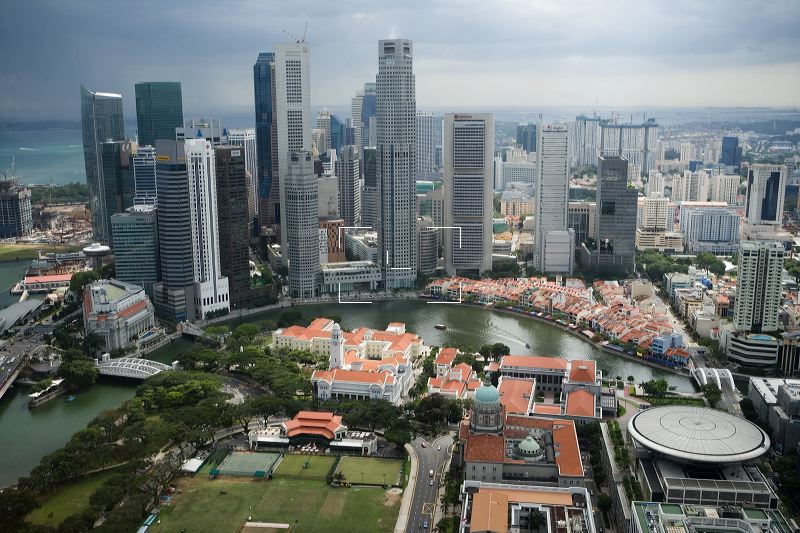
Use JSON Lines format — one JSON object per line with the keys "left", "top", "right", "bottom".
{"left": 330, "top": 323, "right": 344, "bottom": 369}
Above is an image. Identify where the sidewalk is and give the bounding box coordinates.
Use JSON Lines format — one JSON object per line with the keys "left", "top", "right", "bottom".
{"left": 394, "top": 443, "right": 419, "bottom": 533}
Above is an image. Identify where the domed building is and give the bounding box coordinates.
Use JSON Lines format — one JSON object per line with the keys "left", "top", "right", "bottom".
{"left": 515, "top": 431, "right": 545, "bottom": 462}
{"left": 470, "top": 377, "right": 504, "bottom": 433}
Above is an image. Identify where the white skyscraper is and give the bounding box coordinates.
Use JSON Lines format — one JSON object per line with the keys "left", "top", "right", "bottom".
{"left": 226, "top": 128, "right": 258, "bottom": 220}
{"left": 709, "top": 174, "right": 740, "bottom": 204}
{"left": 275, "top": 42, "right": 312, "bottom": 264}
{"left": 745, "top": 164, "right": 787, "bottom": 227}
{"left": 735, "top": 241, "right": 783, "bottom": 333}
{"left": 443, "top": 113, "right": 494, "bottom": 276}
{"left": 534, "top": 123, "right": 574, "bottom": 274}
{"left": 351, "top": 90, "right": 364, "bottom": 152}
{"left": 184, "top": 138, "right": 229, "bottom": 319}
{"left": 285, "top": 150, "right": 319, "bottom": 298}
{"left": 316, "top": 109, "right": 332, "bottom": 153}
{"left": 572, "top": 115, "right": 602, "bottom": 167}
{"left": 376, "top": 39, "right": 416, "bottom": 288}
{"left": 335, "top": 145, "right": 361, "bottom": 226}
{"left": 132, "top": 145, "right": 157, "bottom": 205}
{"left": 416, "top": 112, "right": 435, "bottom": 178}
{"left": 646, "top": 171, "right": 664, "bottom": 197}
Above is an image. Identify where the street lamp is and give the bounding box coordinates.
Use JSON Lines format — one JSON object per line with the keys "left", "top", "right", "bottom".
{"left": 361, "top": 472, "right": 365, "bottom": 484}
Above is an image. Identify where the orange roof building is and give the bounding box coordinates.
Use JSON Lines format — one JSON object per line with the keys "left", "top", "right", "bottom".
{"left": 83, "top": 279, "right": 157, "bottom": 354}
{"left": 248, "top": 410, "right": 378, "bottom": 455}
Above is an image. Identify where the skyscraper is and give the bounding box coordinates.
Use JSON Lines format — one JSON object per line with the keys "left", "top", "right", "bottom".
{"left": 80, "top": 86, "right": 124, "bottom": 244}
{"left": 285, "top": 151, "right": 319, "bottom": 298}
{"left": 215, "top": 146, "right": 251, "bottom": 310}
{"left": 572, "top": 115, "right": 601, "bottom": 167}
{"left": 416, "top": 112, "right": 435, "bottom": 178}
{"left": 583, "top": 155, "right": 637, "bottom": 275}
{"left": 443, "top": 113, "right": 494, "bottom": 276}
{"left": 316, "top": 109, "right": 332, "bottom": 153}
{"left": 330, "top": 114, "right": 346, "bottom": 152}
{"left": 377, "top": 39, "right": 417, "bottom": 288}
{"left": 745, "top": 164, "right": 786, "bottom": 227}
{"left": 111, "top": 204, "right": 159, "bottom": 298}
{"left": 534, "top": 123, "right": 574, "bottom": 274}
{"left": 335, "top": 145, "right": 361, "bottom": 226}
{"left": 516, "top": 122, "right": 537, "bottom": 153}
{"left": 0, "top": 177, "right": 32, "bottom": 238}
{"left": 599, "top": 119, "right": 658, "bottom": 175}
{"left": 275, "top": 42, "right": 312, "bottom": 264}
{"left": 361, "top": 147, "right": 379, "bottom": 228}
{"left": 100, "top": 140, "right": 136, "bottom": 242}
{"left": 417, "top": 215, "right": 438, "bottom": 275}
{"left": 735, "top": 241, "right": 783, "bottom": 333}
{"left": 134, "top": 82, "right": 183, "bottom": 146}
{"left": 132, "top": 145, "right": 157, "bottom": 204}
{"left": 226, "top": 128, "right": 258, "bottom": 223}
{"left": 253, "top": 52, "right": 276, "bottom": 228}
{"left": 351, "top": 89, "right": 365, "bottom": 153}
{"left": 362, "top": 83, "right": 377, "bottom": 150}
{"left": 720, "top": 136, "right": 742, "bottom": 170}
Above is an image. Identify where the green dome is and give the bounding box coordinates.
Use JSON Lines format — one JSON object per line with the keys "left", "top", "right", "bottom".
{"left": 474, "top": 381, "right": 500, "bottom": 404}
{"left": 518, "top": 435, "right": 542, "bottom": 456}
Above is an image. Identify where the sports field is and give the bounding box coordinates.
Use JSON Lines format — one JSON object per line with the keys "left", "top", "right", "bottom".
{"left": 336, "top": 457, "right": 404, "bottom": 486}
{"left": 152, "top": 473, "right": 401, "bottom": 533}
{"left": 273, "top": 454, "right": 336, "bottom": 479}
{"left": 216, "top": 451, "right": 281, "bottom": 476}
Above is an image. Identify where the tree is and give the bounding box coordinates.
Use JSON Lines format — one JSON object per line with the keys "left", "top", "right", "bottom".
{"left": 627, "top": 376, "right": 635, "bottom": 383}
{"left": 597, "top": 493, "right": 612, "bottom": 516}
{"left": 490, "top": 343, "right": 510, "bottom": 360}
{"left": 0, "top": 487, "right": 39, "bottom": 530}
{"left": 701, "top": 383, "right": 722, "bottom": 407}
{"left": 232, "top": 398, "right": 259, "bottom": 434}
{"left": 69, "top": 270, "right": 100, "bottom": 295}
{"left": 59, "top": 358, "right": 98, "bottom": 389}
{"left": 641, "top": 378, "right": 669, "bottom": 398}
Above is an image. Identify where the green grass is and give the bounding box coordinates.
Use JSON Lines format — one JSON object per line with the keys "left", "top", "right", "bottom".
{"left": 152, "top": 474, "right": 401, "bottom": 533}
{"left": 0, "top": 243, "right": 81, "bottom": 263}
{"left": 336, "top": 457, "right": 403, "bottom": 486}
{"left": 27, "top": 472, "right": 115, "bottom": 527}
{"left": 274, "top": 454, "right": 336, "bottom": 479}
{"left": 634, "top": 395, "right": 706, "bottom": 407}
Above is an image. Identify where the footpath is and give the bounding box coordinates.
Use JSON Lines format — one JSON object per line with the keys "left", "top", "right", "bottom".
{"left": 394, "top": 443, "right": 419, "bottom": 533}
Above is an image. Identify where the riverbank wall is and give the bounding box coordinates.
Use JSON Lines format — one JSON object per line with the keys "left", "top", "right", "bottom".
{"left": 28, "top": 384, "right": 65, "bottom": 407}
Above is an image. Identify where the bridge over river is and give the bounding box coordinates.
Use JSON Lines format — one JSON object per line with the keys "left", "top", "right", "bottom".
{"left": 95, "top": 357, "right": 172, "bottom": 380}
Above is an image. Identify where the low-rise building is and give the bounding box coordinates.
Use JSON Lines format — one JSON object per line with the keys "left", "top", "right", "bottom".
{"left": 82, "top": 279, "right": 157, "bottom": 354}
{"left": 630, "top": 502, "right": 793, "bottom": 533}
{"left": 319, "top": 261, "right": 382, "bottom": 294}
{"left": 427, "top": 347, "right": 481, "bottom": 399}
{"left": 248, "top": 410, "right": 377, "bottom": 455}
{"left": 635, "top": 228, "right": 684, "bottom": 252}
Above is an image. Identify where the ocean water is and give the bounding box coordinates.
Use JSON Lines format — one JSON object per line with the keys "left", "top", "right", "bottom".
{"left": 0, "top": 129, "right": 85, "bottom": 186}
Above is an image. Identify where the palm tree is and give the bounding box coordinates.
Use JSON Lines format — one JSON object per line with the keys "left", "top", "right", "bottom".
{"left": 332, "top": 471, "right": 345, "bottom": 484}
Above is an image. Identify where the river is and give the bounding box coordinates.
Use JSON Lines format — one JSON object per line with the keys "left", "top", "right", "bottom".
{"left": 0, "top": 294, "right": 692, "bottom": 488}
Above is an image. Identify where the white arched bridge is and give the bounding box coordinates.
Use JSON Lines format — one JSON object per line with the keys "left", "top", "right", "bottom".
{"left": 690, "top": 367, "right": 735, "bottom": 390}
{"left": 95, "top": 357, "right": 171, "bottom": 380}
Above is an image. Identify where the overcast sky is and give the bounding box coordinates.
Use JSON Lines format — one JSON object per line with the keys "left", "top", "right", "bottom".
{"left": 1, "top": 0, "right": 798, "bottom": 121}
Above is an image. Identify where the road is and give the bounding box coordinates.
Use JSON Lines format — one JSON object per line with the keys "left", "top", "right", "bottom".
{"left": 407, "top": 434, "right": 453, "bottom": 532}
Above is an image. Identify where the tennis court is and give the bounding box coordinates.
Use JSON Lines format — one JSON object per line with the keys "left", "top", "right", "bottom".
{"left": 273, "top": 454, "right": 336, "bottom": 480}
{"left": 215, "top": 452, "right": 281, "bottom": 477}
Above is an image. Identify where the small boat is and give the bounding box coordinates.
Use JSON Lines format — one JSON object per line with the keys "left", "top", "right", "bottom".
{"left": 66, "top": 395, "right": 76, "bottom": 402}
{"left": 434, "top": 324, "right": 447, "bottom": 331}
{"left": 525, "top": 343, "right": 531, "bottom": 349}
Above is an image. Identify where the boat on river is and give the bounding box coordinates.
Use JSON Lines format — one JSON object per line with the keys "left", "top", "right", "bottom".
{"left": 434, "top": 324, "right": 446, "bottom": 330}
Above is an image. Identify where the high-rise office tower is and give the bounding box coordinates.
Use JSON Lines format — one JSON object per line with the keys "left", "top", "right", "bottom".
{"left": 360, "top": 83, "right": 377, "bottom": 153}
{"left": 572, "top": 115, "right": 601, "bottom": 167}
{"left": 516, "top": 122, "right": 537, "bottom": 153}
{"left": 81, "top": 86, "right": 124, "bottom": 244}
{"left": 111, "top": 204, "right": 159, "bottom": 298}
{"left": 0, "top": 177, "right": 32, "bottom": 238}
{"left": 443, "top": 113, "right": 494, "bottom": 276}
{"left": 416, "top": 112, "right": 435, "bottom": 178}
{"left": 253, "top": 52, "right": 276, "bottom": 227}
{"left": 316, "top": 110, "right": 332, "bottom": 153}
{"left": 134, "top": 82, "right": 183, "bottom": 147}
{"left": 100, "top": 140, "right": 136, "bottom": 243}
{"left": 745, "top": 164, "right": 787, "bottom": 227}
{"left": 215, "top": 146, "right": 251, "bottom": 310}
{"left": 735, "top": 241, "right": 784, "bottom": 333}
{"left": 584, "top": 155, "right": 637, "bottom": 275}
{"left": 417, "top": 215, "right": 438, "bottom": 275}
{"left": 176, "top": 118, "right": 225, "bottom": 144}
{"left": 226, "top": 128, "right": 258, "bottom": 223}
{"left": 720, "top": 136, "right": 742, "bottom": 170}
{"left": 184, "top": 139, "right": 229, "bottom": 319}
{"left": 133, "top": 145, "right": 157, "bottom": 204}
{"left": 330, "top": 114, "right": 346, "bottom": 152}
{"left": 351, "top": 90, "right": 365, "bottom": 152}
{"left": 285, "top": 151, "right": 319, "bottom": 298}
{"left": 377, "top": 39, "right": 417, "bottom": 288}
{"left": 534, "top": 123, "right": 574, "bottom": 274}
{"left": 335, "top": 145, "right": 361, "bottom": 226}
{"left": 361, "top": 147, "right": 379, "bottom": 228}
{"left": 275, "top": 42, "right": 311, "bottom": 263}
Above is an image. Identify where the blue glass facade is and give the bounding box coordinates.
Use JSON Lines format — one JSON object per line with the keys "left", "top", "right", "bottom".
{"left": 720, "top": 136, "right": 741, "bottom": 169}
{"left": 253, "top": 52, "right": 275, "bottom": 225}
{"left": 330, "top": 114, "right": 346, "bottom": 152}
{"left": 135, "top": 82, "right": 183, "bottom": 146}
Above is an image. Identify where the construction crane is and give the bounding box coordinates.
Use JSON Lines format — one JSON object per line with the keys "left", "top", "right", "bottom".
{"left": 282, "top": 20, "right": 308, "bottom": 43}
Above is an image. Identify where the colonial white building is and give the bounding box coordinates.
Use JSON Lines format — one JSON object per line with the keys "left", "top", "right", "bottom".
{"left": 83, "top": 279, "right": 157, "bottom": 353}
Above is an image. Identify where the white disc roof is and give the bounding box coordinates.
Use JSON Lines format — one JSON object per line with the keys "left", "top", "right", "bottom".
{"left": 627, "top": 406, "right": 769, "bottom": 463}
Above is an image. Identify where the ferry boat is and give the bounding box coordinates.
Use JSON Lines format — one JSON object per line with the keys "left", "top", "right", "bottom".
{"left": 434, "top": 324, "right": 446, "bottom": 330}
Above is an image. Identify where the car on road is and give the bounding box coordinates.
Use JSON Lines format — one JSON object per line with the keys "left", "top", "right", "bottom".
{"left": 429, "top": 479, "right": 434, "bottom": 486}
{"left": 422, "top": 520, "right": 429, "bottom": 529}
{"left": 421, "top": 442, "right": 427, "bottom": 448}
{"left": 429, "top": 469, "right": 434, "bottom": 477}
{"left": 437, "top": 445, "right": 441, "bottom": 451}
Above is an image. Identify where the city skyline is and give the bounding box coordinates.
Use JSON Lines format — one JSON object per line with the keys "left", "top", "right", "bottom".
{"left": 2, "top": 0, "right": 800, "bottom": 121}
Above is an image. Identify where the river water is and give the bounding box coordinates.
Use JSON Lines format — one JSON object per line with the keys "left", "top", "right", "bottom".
{"left": 0, "top": 288, "right": 692, "bottom": 487}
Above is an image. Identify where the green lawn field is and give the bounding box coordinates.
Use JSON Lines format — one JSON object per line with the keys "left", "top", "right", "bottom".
{"left": 0, "top": 243, "right": 81, "bottom": 263}
{"left": 273, "top": 454, "right": 336, "bottom": 479}
{"left": 336, "top": 457, "right": 404, "bottom": 486}
{"left": 152, "top": 474, "right": 401, "bottom": 533}
{"left": 27, "top": 472, "right": 115, "bottom": 527}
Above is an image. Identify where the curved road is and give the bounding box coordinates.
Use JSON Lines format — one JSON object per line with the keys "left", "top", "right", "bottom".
{"left": 407, "top": 434, "right": 453, "bottom": 532}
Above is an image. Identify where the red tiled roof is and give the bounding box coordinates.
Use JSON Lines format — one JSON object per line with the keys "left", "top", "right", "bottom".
{"left": 498, "top": 378, "right": 534, "bottom": 415}
{"left": 568, "top": 360, "right": 596, "bottom": 383}
{"left": 24, "top": 273, "right": 73, "bottom": 284}
{"left": 117, "top": 299, "right": 148, "bottom": 319}
{"left": 532, "top": 404, "right": 563, "bottom": 415}
{"left": 464, "top": 433, "right": 505, "bottom": 463}
{"left": 565, "top": 389, "right": 595, "bottom": 418}
{"left": 435, "top": 347, "right": 458, "bottom": 366}
{"left": 501, "top": 355, "right": 567, "bottom": 370}
{"left": 283, "top": 410, "right": 343, "bottom": 440}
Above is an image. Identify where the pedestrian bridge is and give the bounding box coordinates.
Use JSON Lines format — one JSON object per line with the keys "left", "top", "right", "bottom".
{"left": 691, "top": 367, "right": 735, "bottom": 390}
{"left": 95, "top": 357, "right": 171, "bottom": 380}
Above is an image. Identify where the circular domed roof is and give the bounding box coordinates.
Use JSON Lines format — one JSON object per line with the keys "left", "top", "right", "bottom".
{"left": 474, "top": 380, "right": 500, "bottom": 404}
{"left": 518, "top": 435, "right": 542, "bottom": 456}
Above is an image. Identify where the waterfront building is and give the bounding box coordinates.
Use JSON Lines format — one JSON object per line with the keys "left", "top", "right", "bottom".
{"left": 516, "top": 122, "right": 537, "bottom": 153}
{"left": 81, "top": 86, "right": 124, "bottom": 244}
{"left": 377, "top": 38, "right": 417, "bottom": 288}
{"left": 720, "top": 135, "right": 742, "bottom": 170}
{"left": 581, "top": 155, "right": 637, "bottom": 276}
{"left": 132, "top": 145, "right": 157, "bottom": 205}
{"left": 443, "top": 113, "right": 494, "bottom": 276}
{"left": 0, "top": 178, "right": 32, "bottom": 238}
{"left": 275, "top": 42, "right": 312, "bottom": 263}
{"left": 534, "top": 123, "right": 574, "bottom": 274}
{"left": 360, "top": 146, "right": 378, "bottom": 228}
{"left": 427, "top": 347, "right": 481, "bottom": 399}
{"left": 215, "top": 146, "right": 251, "bottom": 310}
{"left": 110, "top": 204, "right": 159, "bottom": 298}
{"left": 735, "top": 241, "right": 783, "bottom": 333}
{"left": 416, "top": 112, "right": 435, "bottom": 178}
{"left": 285, "top": 151, "right": 319, "bottom": 298}
{"left": 319, "top": 260, "right": 381, "bottom": 294}
{"left": 335, "top": 145, "right": 361, "bottom": 226}
{"left": 571, "top": 115, "right": 601, "bottom": 168}
{"left": 83, "top": 279, "right": 156, "bottom": 353}
{"left": 253, "top": 52, "right": 276, "bottom": 227}
{"left": 226, "top": 128, "right": 258, "bottom": 222}
{"left": 416, "top": 215, "right": 438, "bottom": 275}
{"left": 100, "top": 140, "right": 136, "bottom": 242}
{"left": 134, "top": 81, "right": 183, "bottom": 147}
